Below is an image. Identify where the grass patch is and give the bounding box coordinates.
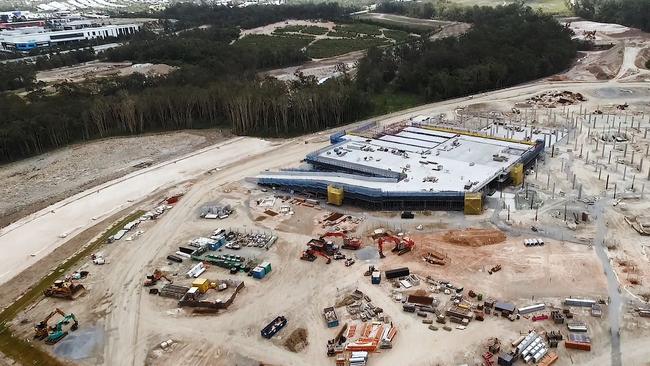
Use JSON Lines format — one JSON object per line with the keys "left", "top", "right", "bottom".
{"left": 333, "top": 23, "right": 383, "bottom": 36}
{"left": 383, "top": 29, "right": 411, "bottom": 42}
{"left": 301, "top": 25, "right": 329, "bottom": 35}
{"left": 307, "top": 38, "right": 388, "bottom": 58}
{"left": 355, "top": 13, "right": 443, "bottom": 33}
{"left": 236, "top": 34, "right": 314, "bottom": 50}
{"left": 274, "top": 25, "right": 328, "bottom": 35}
{"left": 0, "top": 210, "right": 145, "bottom": 366}
{"left": 370, "top": 91, "right": 423, "bottom": 115}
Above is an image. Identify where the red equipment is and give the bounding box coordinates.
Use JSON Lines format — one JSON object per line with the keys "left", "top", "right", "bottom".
{"left": 377, "top": 234, "right": 415, "bottom": 258}
{"left": 301, "top": 248, "right": 331, "bottom": 264}
{"left": 320, "top": 232, "right": 363, "bottom": 250}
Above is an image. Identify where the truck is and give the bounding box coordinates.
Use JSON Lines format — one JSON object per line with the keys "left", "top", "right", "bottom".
{"left": 261, "top": 316, "right": 287, "bottom": 339}
{"left": 323, "top": 307, "right": 339, "bottom": 328}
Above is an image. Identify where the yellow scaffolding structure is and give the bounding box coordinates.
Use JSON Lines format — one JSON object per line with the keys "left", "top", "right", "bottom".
{"left": 510, "top": 163, "right": 524, "bottom": 186}
{"left": 464, "top": 192, "right": 483, "bottom": 215}
{"left": 327, "top": 185, "right": 344, "bottom": 206}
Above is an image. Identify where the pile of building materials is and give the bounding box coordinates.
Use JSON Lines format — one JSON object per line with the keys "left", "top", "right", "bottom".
{"left": 565, "top": 333, "right": 591, "bottom": 351}
{"left": 323, "top": 306, "right": 339, "bottom": 328}
{"left": 159, "top": 284, "right": 190, "bottom": 300}
{"left": 422, "top": 250, "right": 447, "bottom": 265}
{"left": 200, "top": 204, "right": 233, "bottom": 219}
{"left": 178, "top": 278, "right": 245, "bottom": 310}
{"left": 517, "top": 331, "right": 549, "bottom": 363}
{"left": 523, "top": 238, "right": 545, "bottom": 247}
{"left": 624, "top": 216, "right": 650, "bottom": 235}
{"left": 564, "top": 298, "right": 597, "bottom": 307}
{"left": 518, "top": 303, "right": 545, "bottom": 315}
{"left": 526, "top": 90, "right": 586, "bottom": 107}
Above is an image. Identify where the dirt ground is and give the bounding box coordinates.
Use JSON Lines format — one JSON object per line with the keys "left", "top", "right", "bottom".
{"left": 36, "top": 61, "right": 176, "bottom": 84}
{"left": 0, "top": 130, "right": 224, "bottom": 229}
{"left": 4, "top": 19, "right": 650, "bottom": 366}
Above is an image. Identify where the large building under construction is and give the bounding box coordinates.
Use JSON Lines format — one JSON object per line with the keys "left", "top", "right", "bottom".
{"left": 253, "top": 121, "right": 557, "bottom": 212}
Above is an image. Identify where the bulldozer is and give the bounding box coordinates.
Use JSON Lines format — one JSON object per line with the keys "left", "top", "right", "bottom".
{"left": 144, "top": 269, "right": 173, "bottom": 287}
{"left": 44, "top": 280, "right": 85, "bottom": 300}
{"left": 34, "top": 308, "right": 78, "bottom": 344}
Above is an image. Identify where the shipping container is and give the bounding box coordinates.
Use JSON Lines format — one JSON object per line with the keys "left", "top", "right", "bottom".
{"left": 385, "top": 267, "right": 410, "bottom": 279}
{"left": 261, "top": 316, "right": 287, "bottom": 339}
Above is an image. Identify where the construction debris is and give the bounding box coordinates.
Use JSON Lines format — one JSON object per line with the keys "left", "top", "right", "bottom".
{"left": 526, "top": 90, "right": 587, "bottom": 108}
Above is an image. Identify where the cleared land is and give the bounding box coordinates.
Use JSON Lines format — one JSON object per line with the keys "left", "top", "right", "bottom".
{"left": 3, "top": 18, "right": 650, "bottom": 366}
{"left": 35, "top": 61, "right": 176, "bottom": 84}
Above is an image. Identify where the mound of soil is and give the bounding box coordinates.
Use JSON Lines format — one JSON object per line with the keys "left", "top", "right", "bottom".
{"left": 284, "top": 328, "right": 308, "bottom": 352}
{"left": 442, "top": 228, "right": 506, "bottom": 247}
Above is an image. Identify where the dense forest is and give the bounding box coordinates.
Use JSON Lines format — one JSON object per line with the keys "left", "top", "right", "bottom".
{"left": 571, "top": 0, "right": 650, "bottom": 32}
{"left": 0, "top": 3, "right": 577, "bottom": 163}
{"left": 357, "top": 4, "right": 576, "bottom": 100}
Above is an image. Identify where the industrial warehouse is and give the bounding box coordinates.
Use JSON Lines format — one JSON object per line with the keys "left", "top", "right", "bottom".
{"left": 254, "top": 121, "right": 559, "bottom": 212}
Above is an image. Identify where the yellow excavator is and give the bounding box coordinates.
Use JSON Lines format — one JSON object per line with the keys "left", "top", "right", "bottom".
{"left": 34, "top": 308, "right": 79, "bottom": 344}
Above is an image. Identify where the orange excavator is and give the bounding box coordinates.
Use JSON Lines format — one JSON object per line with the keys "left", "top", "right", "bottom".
{"left": 144, "top": 269, "right": 173, "bottom": 287}
{"left": 377, "top": 234, "right": 415, "bottom": 258}
{"left": 319, "top": 231, "right": 363, "bottom": 250}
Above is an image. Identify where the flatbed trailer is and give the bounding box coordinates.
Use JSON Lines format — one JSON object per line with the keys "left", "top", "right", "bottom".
{"left": 261, "top": 316, "right": 287, "bottom": 339}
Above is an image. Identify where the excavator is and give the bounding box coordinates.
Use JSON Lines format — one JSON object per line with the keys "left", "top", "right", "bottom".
{"left": 376, "top": 234, "right": 415, "bottom": 258}
{"left": 144, "top": 269, "right": 173, "bottom": 287}
{"left": 34, "top": 308, "right": 78, "bottom": 344}
{"left": 300, "top": 248, "right": 332, "bottom": 264}
{"left": 43, "top": 280, "right": 85, "bottom": 300}
{"left": 319, "top": 231, "right": 363, "bottom": 250}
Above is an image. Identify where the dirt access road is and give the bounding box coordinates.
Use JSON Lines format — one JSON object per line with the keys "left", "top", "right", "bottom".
{"left": 0, "top": 137, "right": 274, "bottom": 285}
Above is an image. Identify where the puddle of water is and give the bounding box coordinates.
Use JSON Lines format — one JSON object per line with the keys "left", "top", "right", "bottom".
{"left": 53, "top": 325, "right": 105, "bottom": 361}
{"left": 356, "top": 246, "right": 380, "bottom": 261}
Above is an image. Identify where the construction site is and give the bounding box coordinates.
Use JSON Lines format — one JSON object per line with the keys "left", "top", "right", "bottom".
{"left": 2, "top": 16, "right": 650, "bottom": 366}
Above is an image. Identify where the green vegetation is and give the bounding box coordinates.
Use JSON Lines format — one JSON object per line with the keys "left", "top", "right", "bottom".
{"left": 333, "top": 23, "right": 383, "bottom": 35}
{"left": 274, "top": 24, "right": 329, "bottom": 35}
{"left": 572, "top": 0, "right": 650, "bottom": 32}
{"left": 0, "top": 3, "right": 577, "bottom": 164}
{"left": 370, "top": 91, "right": 425, "bottom": 115}
{"left": 0, "top": 210, "right": 145, "bottom": 366}
{"left": 357, "top": 4, "right": 576, "bottom": 101}
{"left": 307, "top": 38, "right": 388, "bottom": 58}
{"left": 236, "top": 34, "right": 314, "bottom": 51}
{"left": 382, "top": 29, "right": 412, "bottom": 42}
